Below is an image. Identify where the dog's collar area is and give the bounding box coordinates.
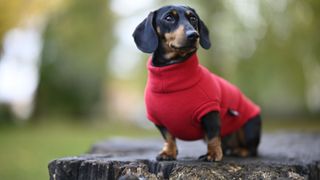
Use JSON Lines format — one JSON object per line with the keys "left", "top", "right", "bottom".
{"left": 147, "top": 53, "right": 202, "bottom": 93}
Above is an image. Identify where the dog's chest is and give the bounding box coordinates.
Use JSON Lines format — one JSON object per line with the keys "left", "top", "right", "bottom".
{"left": 145, "top": 80, "right": 218, "bottom": 140}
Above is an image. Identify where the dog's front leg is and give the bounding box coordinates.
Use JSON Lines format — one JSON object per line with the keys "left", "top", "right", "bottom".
{"left": 199, "top": 111, "right": 223, "bottom": 161}
{"left": 155, "top": 125, "right": 178, "bottom": 161}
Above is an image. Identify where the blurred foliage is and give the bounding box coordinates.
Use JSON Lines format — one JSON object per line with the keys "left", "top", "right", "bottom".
{"left": 1, "top": 0, "right": 319, "bottom": 119}
{"left": 36, "top": 0, "right": 113, "bottom": 117}
{"left": 0, "top": 0, "right": 65, "bottom": 120}
{"left": 0, "top": 0, "right": 62, "bottom": 47}
{"left": 191, "top": 0, "right": 320, "bottom": 116}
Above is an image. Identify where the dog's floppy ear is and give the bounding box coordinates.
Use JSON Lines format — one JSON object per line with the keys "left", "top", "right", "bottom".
{"left": 132, "top": 12, "right": 158, "bottom": 53}
{"left": 199, "top": 19, "right": 211, "bottom": 49}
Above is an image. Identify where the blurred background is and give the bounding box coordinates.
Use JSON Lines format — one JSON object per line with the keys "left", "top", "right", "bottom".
{"left": 0, "top": 0, "right": 319, "bottom": 179}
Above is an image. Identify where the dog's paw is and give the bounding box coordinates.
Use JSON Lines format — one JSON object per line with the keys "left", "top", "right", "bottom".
{"left": 201, "top": 137, "right": 223, "bottom": 162}
{"left": 198, "top": 152, "right": 223, "bottom": 162}
{"left": 156, "top": 153, "right": 176, "bottom": 161}
{"left": 232, "top": 148, "right": 250, "bottom": 157}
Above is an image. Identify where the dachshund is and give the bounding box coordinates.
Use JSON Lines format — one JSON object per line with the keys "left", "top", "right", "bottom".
{"left": 133, "top": 5, "right": 262, "bottom": 162}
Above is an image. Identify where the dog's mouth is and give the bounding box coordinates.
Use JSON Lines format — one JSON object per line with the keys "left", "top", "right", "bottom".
{"left": 168, "top": 38, "right": 199, "bottom": 52}
{"left": 169, "top": 44, "right": 197, "bottom": 52}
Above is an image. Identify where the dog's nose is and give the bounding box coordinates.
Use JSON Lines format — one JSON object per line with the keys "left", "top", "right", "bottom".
{"left": 186, "top": 30, "right": 199, "bottom": 40}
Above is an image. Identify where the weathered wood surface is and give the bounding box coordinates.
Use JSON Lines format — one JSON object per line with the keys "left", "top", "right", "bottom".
{"left": 48, "top": 132, "right": 320, "bottom": 180}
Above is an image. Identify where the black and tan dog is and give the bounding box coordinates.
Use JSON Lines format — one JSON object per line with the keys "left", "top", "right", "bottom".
{"left": 133, "top": 5, "right": 262, "bottom": 161}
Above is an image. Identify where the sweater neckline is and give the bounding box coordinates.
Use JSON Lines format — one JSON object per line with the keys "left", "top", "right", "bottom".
{"left": 147, "top": 54, "right": 202, "bottom": 93}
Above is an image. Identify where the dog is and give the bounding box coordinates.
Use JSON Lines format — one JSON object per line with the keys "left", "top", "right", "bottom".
{"left": 133, "top": 5, "right": 262, "bottom": 161}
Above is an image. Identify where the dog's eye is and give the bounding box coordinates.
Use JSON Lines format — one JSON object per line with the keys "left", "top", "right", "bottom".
{"left": 189, "top": 16, "right": 198, "bottom": 23}
{"left": 164, "top": 14, "right": 175, "bottom": 22}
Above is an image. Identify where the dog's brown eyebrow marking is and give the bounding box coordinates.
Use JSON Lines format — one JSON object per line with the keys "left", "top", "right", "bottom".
{"left": 186, "top": 10, "right": 192, "bottom": 16}
{"left": 172, "top": 10, "right": 177, "bottom": 15}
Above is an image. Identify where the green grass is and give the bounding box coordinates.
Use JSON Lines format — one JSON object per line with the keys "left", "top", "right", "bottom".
{"left": 0, "top": 117, "right": 319, "bottom": 180}
{"left": 0, "top": 117, "right": 157, "bottom": 180}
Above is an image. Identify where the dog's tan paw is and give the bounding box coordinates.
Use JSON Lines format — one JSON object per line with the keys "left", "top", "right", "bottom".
{"left": 232, "top": 148, "right": 250, "bottom": 157}
{"left": 200, "top": 137, "right": 223, "bottom": 162}
{"left": 199, "top": 149, "right": 223, "bottom": 162}
{"left": 156, "top": 151, "right": 177, "bottom": 161}
{"left": 156, "top": 141, "right": 178, "bottom": 161}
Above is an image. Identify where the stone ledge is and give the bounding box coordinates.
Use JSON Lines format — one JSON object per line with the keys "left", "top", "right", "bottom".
{"left": 48, "top": 132, "right": 320, "bottom": 180}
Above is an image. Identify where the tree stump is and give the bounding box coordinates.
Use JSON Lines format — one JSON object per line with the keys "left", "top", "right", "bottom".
{"left": 48, "top": 132, "right": 320, "bottom": 180}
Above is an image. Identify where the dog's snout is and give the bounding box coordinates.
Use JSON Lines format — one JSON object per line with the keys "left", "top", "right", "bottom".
{"left": 186, "top": 30, "right": 199, "bottom": 40}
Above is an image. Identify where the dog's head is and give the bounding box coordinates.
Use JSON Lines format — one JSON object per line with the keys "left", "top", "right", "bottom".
{"left": 133, "top": 5, "right": 211, "bottom": 65}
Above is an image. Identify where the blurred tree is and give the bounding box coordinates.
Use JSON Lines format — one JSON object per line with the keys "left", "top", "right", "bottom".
{"left": 196, "top": 0, "right": 320, "bottom": 117}
{"left": 0, "top": 0, "right": 63, "bottom": 120}
{"left": 0, "top": 0, "right": 61, "bottom": 49}
{"left": 36, "top": 0, "right": 113, "bottom": 117}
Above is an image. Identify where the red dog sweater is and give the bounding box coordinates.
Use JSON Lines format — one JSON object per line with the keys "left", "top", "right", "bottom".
{"left": 145, "top": 54, "right": 260, "bottom": 141}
